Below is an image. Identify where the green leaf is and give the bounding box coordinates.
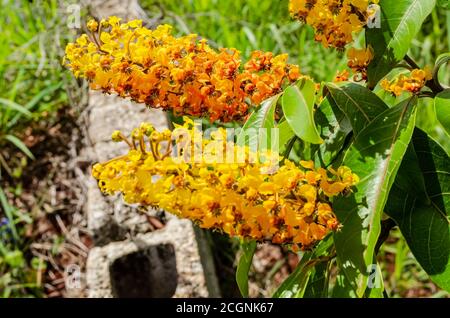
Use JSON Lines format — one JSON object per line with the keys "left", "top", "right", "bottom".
{"left": 273, "top": 254, "right": 313, "bottom": 298}
{"left": 386, "top": 129, "right": 450, "bottom": 291}
{"left": 332, "top": 272, "right": 357, "bottom": 298}
{"left": 277, "top": 120, "right": 295, "bottom": 154}
{"left": 435, "top": 90, "right": 450, "bottom": 135}
{"left": 334, "top": 97, "right": 417, "bottom": 297}
{"left": 303, "top": 261, "right": 329, "bottom": 298}
{"left": 364, "top": 261, "right": 385, "bottom": 298}
{"left": 236, "top": 240, "right": 257, "bottom": 297}
{"left": 438, "top": 0, "right": 449, "bottom": 9}
{"left": 5, "top": 134, "right": 35, "bottom": 160}
{"left": 367, "top": 0, "right": 436, "bottom": 87}
{"left": 434, "top": 53, "right": 450, "bottom": 76}
{"left": 312, "top": 88, "right": 353, "bottom": 167}
{"left": 273, "top": 235, "right": 333, "bottom": 298}
{"left": 334, "top": 255, "right": 384, "bottom": 298}
{"left": 237, "top": 94, "right": 280, "bottom": 150}
{"left": 281, "top": 80, "right": 323, "bottom": 144}
{"left": 325, "top": 82, "right": 388, "bottom": 136}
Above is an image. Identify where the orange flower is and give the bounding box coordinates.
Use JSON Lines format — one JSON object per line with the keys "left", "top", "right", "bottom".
{"left": 64, "top": 17, "right": 301, "bottom": 122}
{"left": 381, "top": 68, "right": 432, "bottom": 96}
{"left": 347, "top": 46, "right": 373, "bottom": 81}
{"left": 289, "top": 0, "right": 376, "bottom": 49}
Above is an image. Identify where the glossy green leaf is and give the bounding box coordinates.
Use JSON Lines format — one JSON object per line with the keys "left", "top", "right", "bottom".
{"left": 367, "top": 0, "right": 436, "bottom": 87}
{"left": 277, "top": 120, "right": 295, "bottom": 154}
{"left": 332, "top": 272, "right": 357, "bottom": 298}
{"left": 313, "top": 88, "right": 353, "bottom": 167}
{"left": 282, "top": 80, "right": 323, "bottom": 144}
{"left": 237, "top": 94, "right": 280, "bottom": 149}
{"left": 435, "top": 90, "right": 450, "bottom": 135}
{"left": 333, "top": 255, "right": 385, "bottom": 298}
{"left": 303, "top": 261, "right": 329, "bottom": 298}
{"left": 364, "top": 261, "right": 385, "bottom": 298}
{"left": 236, "top": 240, "right": 257, "bottom": 297}
{"left": 386, "top": 129, "right": 450, "bottom": 291}
{"left": 273, "top": 235, "right": 333, "bottom": 298}
{"left": 335, "top": 260, "right": 386, "bottom": 298}
{"left": 434, "top": 53, "right": 450, "bottom": 73}
{"left": 325, "top": 82, "right": 388, "bottom": 136}
{"left": 334, "top": 98, "right": 417, "bottom": 297}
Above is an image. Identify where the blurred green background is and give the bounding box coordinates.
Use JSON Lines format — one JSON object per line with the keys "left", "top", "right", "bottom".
{"left": 0, "top": 0, "right": 449, "bottom": 297}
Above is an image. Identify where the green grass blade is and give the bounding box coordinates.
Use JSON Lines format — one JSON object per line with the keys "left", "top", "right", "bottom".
{"left": 0, "top": 98, "right": 32, "bottom": 120}
{"left": 5, "top": 134, "right": 34, "bottom": 160}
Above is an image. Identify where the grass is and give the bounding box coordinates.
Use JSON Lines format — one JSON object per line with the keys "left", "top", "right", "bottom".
{"left": 0, "top": 0, "right": 71, "bottom": 176}
{"left": 0, "top": 0, "right": 74, "bottom": 297}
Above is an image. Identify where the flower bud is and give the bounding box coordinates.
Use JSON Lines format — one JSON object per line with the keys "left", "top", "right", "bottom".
{"left": 87, "top": 19, "right": 99, "bottom": 32}
{"left": 111, "top": 130, "right": 123, "bottom": 142}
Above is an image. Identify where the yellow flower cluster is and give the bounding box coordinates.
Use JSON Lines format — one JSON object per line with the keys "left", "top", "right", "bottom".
{"left": 289, "top": 0, "right": 376, "bottom": 49}
{"left": 92, "top": 119, "right": 359, "bottom": 250}
{"left": 63, "top": 17, "right": 301, "bottom": 122}
{"left": 381, "top": 68, "right": 432, "bottom": 96}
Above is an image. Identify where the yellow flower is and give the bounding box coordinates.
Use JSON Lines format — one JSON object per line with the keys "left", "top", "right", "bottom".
{"left": 381, "top": 67, "right": 432, "bottom": 96}
{"left": 92, "top": 118, "right": 358, "bottom": 250}
{"left": 111, "top": 130, "right": 123, "bottom": 142}
{"left": 87, "top": 19, "right": 98, "bottom": 32}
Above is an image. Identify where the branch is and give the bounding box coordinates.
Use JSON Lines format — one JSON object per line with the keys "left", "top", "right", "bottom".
{"left": 375, "top": 218, "right": 396, "bottom": 255}
{"left": 404, "top": 54, "right": 420, "bottom": 69}
{"left": 283, "top": 136, "right": 298, "bottom": 159}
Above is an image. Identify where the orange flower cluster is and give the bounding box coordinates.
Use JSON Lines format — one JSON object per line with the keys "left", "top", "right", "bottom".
{"left": 289, "top": 0, "right": 376, "bottom": 49}
{"left": 63, "top": 17, "right": 301, "bottom": 122}
{"left": 92, "top": 119, "right": 359, "bottom": 250}
{"left": 381, "top": 68, "right": 432, "bottom": 96}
